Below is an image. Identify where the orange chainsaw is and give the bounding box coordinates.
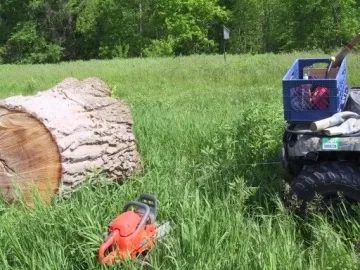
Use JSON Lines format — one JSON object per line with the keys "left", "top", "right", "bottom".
{"left": 98, "top": 194, "right": 170, "bottom": 266}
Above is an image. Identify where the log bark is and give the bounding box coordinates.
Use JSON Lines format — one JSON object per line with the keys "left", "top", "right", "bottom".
{"left": 0, "top": 77, "right": 142, "bottom": 205}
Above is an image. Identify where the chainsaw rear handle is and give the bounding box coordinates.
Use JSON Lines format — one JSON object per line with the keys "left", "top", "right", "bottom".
{"left": 138, "top": 194, "right": 157, "bottom": 209}
{"left": 98, "top": 230, "right": 119, "bottom": 263}
{"left": 123, "top": 201, "right": 151, "bottom": 230}
{"left": 138, "top": 193, "right": 158, "bottom": 223}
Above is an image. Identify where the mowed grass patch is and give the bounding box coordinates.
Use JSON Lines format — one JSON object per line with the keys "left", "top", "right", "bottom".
{"left": 0, "top": 53, "right": 360, "bottom": 269}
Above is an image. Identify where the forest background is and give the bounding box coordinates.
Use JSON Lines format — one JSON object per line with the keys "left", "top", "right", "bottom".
{"left": 0, "top": 0, "right": 359, "bottom": 64}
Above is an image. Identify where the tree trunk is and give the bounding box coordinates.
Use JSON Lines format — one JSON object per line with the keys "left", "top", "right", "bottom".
{"left": 0, "top": 77, "right": 142, "bottom": 205}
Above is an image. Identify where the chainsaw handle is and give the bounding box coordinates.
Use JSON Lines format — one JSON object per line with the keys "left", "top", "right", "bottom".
{"left": 98, "top": 230, "right": 119, "bottom": 263}
{"left": 123, "top": 201, "right": 151, "bottom": 230}
{"left": 138, "top": 193, "right": 158, "bottom": 223}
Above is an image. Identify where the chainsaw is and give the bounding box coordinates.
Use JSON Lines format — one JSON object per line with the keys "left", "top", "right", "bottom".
{"left": 98, "top": 193, "right": 171, "bottom": 266}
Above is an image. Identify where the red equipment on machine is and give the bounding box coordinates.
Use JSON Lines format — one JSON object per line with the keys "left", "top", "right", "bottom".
{"left": 98, "top": 194, "right": 170, "bottom": 266}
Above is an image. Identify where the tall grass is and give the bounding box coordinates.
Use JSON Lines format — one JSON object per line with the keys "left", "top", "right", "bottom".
{"left": 0, "top": 53, "right": 360, "bottom": 269}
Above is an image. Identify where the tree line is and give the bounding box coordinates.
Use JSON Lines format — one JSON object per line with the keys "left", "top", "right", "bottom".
{"left": 0, "top": 0, "right": 359, "bottom": 64}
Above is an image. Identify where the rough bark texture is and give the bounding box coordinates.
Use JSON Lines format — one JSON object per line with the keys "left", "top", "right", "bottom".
{"left": 0, "top": 77, "right": 142, "bottom": 204}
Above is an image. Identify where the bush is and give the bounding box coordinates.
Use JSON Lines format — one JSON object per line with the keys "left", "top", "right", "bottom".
{"left": 98, "top": 44, "right": 130, "bottom": 59}
{"left": 26, "top": 43, "right": 63, "bottom": 64}
{"left": 143, "top": 38, "right": 175, "bottom": 58}
{"left": 1, "top": 21, "right": 63, "bottom": 64}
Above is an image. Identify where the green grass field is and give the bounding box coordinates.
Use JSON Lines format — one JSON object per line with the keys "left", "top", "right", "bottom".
{"left": 1, "top": 53, "right": 360, "bottom": 269}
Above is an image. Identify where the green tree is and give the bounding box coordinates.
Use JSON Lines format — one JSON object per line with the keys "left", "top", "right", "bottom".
{"left": 145, "top": 0, "right": 229, "bottom": 56}
{"left": 228, "top": 0, "right": 290, "bottom": 54}
{"left": 0, "top": 0, "right": 64, "bottom": 63}
{"left": 290, "top": 0, "right": 359, "bottom": 51}
{"left": 76, "top": 0, "right": 139, "bottom": 59}
{"left": 261, "top": 0, "right": 293, "bottom": 52}
{"left": 1, "top": 21, "right": 62, "bottom": 63}
{"left": 229, "top": 0, "right": 264, "bottom": 54}
{"left": 31, "top": 0, "right": 80, "bottom": 60}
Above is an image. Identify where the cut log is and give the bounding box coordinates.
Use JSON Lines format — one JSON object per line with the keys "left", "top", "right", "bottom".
{"left": 0, "top": 77, "right": 142, "bottom": 205}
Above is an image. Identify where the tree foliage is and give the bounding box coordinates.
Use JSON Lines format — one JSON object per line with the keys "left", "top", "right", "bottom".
{"left": 0, "top": 0, "right": 359, "bottom": 63}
